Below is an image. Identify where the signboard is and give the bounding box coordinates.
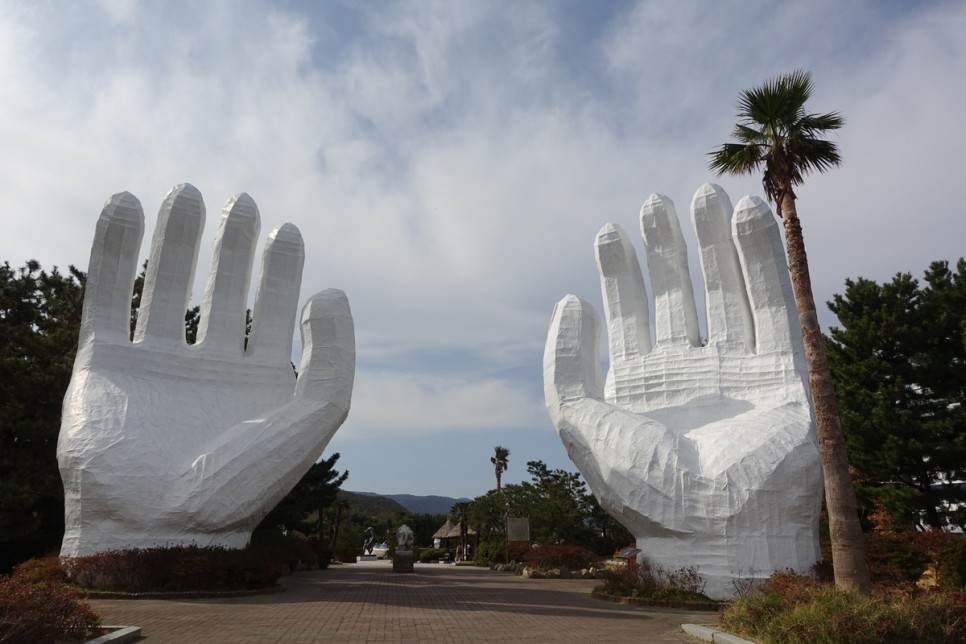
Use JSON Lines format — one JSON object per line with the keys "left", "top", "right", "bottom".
{"left": 506, "top": 517, "right": 530, "bottom": 542}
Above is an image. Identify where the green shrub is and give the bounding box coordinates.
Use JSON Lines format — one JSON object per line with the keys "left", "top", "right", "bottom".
{"left": 937, "top": 538, "right": 966, "bottom": 589}
{"left": 597, "top": 558, "right": 709, "bottom": 602}
{"left": 473, "top": 540, "right": 529, "bottom": 566}
{"left": 864, "top": 531, "right": 930, "bottom": 585}
{"left": 473, "top": 539, "right": 503, "bottom": 566}
{"left": 913, "top": 529, "right": 959, "bottom": 562}
{"left": 250, "top": 531, "right": 319, "bottom": 570}
{"left": 720, "top": 571, "right": 966, "bottom": 643}
{"left": 418, "top": 548, "right": 452, "bottom": 563}
{"left": 309, "top": 538, "right": 331, "bottom": 569}
{"left": 64, "top": 544, "right": 282, "bottom": 592}
{"left": 333, "top": 524, "right": 363, "bottom": 562}
{"left": 523, "top": 545, "right": 600, "bottom": 571}
{"left": 0, "top": 573, "right": 102, "bottom": 642}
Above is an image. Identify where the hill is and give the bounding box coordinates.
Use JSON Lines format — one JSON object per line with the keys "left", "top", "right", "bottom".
{"left": 338, "top": 491, "right": 408, "bottom": 521}
{"left": 347, "top": 492, "right": 470, "bottom": 516}
{"left": 383, "top": 494, "right": 469, "bottom": 515}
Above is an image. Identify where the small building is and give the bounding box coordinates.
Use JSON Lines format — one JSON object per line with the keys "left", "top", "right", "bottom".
{"left": 432, "top": 518, "right": 478, "bottom": 560}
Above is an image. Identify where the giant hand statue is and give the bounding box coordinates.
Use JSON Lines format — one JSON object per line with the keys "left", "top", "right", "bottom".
{"left": 58, "top": 184, "right": 354, "bottom": 557}
{"left": 544, "top": 184, "right": 822, "bottom": 599}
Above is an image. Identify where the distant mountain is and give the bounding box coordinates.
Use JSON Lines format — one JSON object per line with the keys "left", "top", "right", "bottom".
{"left": 338, "top": 491, "right": 408, "bottom": 521}
{"left": 350, "top": 491, "right": 470, "bottom": 516}
{"left": 385, "top": 494, "right": 470, "bottom": 516}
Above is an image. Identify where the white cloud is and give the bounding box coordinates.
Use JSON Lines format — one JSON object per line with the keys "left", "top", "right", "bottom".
{"left": 343, "top": 369, "right": 546, "bottom": 437}
{"left": 95, "top": 0, "right": 139, "bottom": 25}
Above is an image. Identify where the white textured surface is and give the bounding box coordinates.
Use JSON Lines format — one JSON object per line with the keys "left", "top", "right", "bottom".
{"left": 544, "top": 184, "right": 822, "bottom": 599}
{"left": 58, "top": 184, "right": 355, "bottom": 557}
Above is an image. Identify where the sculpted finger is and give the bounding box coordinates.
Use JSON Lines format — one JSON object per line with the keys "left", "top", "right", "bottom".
{"left": 295, "top": 289, "right": 355, "bottom": 411}
{"left": 640, "top": 194, "right": 700, "bottom": 347}
{"left": 196, "top": 194, "right": 260, "bottom": 353}
{"left": 80, "top": 192, "right": 144, "bottom": 345}
{"left": 544, "top": 295, "right": 605, "bottom": 415}
{"left": 732, "top": 196, "right": 802, "bottom": 354}
{"left": 246, "top": 224, "right": 304, "bottom": 364}
{"left": 595, "top": 224, "right": 652, "bottom": 363}
{"left": 691, "top": 183, "right": 754, "bottom": 348}
{"left": 134, "top": 184, "right": 206, "bottom": 344}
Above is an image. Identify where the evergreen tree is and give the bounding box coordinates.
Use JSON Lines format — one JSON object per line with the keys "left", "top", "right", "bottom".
{"left": 254, "top": 452, "right": 349, "bottom": 538}
{"left": 827, "top": 260, "right": 966, "bottom": 530}
{"left": 0, "top": 261, "right": 84, "bottom": 571}
{"left": 465, "top": 460, "right": 631, "bottom": 555}
{"left": 523, "top": 460, "right": 593, "bottom": 545}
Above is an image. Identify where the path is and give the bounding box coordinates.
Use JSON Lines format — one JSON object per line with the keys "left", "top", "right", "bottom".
{"left": 87, "top": 559, "right": 717, "bottom": 642}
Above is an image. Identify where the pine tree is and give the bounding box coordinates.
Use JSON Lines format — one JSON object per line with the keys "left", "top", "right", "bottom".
{"left": 827, "top": 260, "right": 966, "bottom": 530}
{"left": 0, "top": 261, "right": 84, "bottom": 571}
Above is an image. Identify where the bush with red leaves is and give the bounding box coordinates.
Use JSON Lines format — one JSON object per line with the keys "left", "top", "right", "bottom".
{"left": 523, "top": 544, "right": 600, "bottom": 571}
{"left": 0, "top": 573, "right": 101, "bottom": 643}
{"left": 64, "top": 544, "right": 283, "bottom": 593}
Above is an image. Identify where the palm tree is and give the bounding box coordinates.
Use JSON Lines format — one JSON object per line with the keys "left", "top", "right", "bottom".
{"left": 708, "top": 69, "right": 870, "bottom": 594}
{"left": 491, "top": 446, "right": 510, "bottom": 490}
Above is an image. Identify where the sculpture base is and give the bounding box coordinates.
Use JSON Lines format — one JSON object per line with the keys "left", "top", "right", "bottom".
{"left": 393, "top": 552, "right": 414, "bottom": 573}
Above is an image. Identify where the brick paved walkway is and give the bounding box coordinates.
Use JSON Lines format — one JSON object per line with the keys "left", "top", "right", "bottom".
{"left": 87, "top": 560, "right": 718, "bottom": 642}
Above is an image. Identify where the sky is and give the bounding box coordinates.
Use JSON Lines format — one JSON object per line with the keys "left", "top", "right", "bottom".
{"left": 2, "top": 0, "right": 965, "bottom": 501}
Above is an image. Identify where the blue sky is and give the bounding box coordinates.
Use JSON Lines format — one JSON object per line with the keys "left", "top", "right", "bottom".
{"left": 2, "top": 0, "right": 964, "bottom": 499}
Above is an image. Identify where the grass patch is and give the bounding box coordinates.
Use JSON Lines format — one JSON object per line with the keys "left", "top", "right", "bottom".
{"left": 720, "top": 571, "right": 966, "bottom": 643}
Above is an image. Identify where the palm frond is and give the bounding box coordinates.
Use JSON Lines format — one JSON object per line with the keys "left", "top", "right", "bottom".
{"left": 733, "top": 123, "right": 769, "bottom": 145}
{"left": 707, "top": 142, "right": 764, "bottom": 175}
{"left": 791, "top": 138, "right": 843, "bottom": 174}
{"left": 736, "top": 69, "right": 813, "bottom": 131}
{"left": 711, "top": 69, "right": 842, "bottom": 196}
{"left": 779, "top": 69, "right": 813, "bottom": 110}
{"left": 798, "top": 111, "right": 845, "bottom": 135}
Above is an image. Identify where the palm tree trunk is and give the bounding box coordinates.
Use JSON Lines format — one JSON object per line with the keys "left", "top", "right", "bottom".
{"left": 781, "top": 193, "right": 871, "bottom": 595}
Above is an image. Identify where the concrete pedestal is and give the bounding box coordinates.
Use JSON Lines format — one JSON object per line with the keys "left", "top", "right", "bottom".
{"left": 393, "top": 552, "right": 414, "bottom": 573}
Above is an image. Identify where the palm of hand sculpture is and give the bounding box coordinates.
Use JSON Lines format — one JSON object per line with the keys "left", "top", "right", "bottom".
{"left": 58, "top": 184, "right": 354, "bottom": 557}
{"left": 544, "top": 184, "right": 822, "bottom": 598}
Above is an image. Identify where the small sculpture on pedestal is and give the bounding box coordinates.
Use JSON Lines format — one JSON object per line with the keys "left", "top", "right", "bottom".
{"left": 363, "top": 526, "right": 375, "bottom": 556}
{"left": 393, "top": 524, "right": 415, "bottom": 572}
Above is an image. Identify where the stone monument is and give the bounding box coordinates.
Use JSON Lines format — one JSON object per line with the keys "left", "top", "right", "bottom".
{"left": 393, "top": 524, "right": 415, "bottom": 572}
{"left": 58, "top": 184, "right": 355, "bottom": 557}
{"left": 543, "top": 184, "right": 823, "bottom": 599}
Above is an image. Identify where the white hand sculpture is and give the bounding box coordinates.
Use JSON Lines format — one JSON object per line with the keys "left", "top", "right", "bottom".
{"left": 58, "top": 184, "right": 354, "bottom": 557}
{"left": 544, "top": 184, "right": 822, "bottom": 599}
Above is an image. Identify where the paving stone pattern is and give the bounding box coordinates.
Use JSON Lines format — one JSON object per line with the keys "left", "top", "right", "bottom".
{"left": 87, "top": 560, "right": 716, "bottom": 642}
